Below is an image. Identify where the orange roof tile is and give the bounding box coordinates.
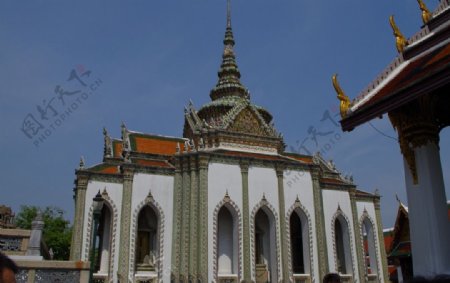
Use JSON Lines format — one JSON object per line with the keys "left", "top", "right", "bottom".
{"left": 284, "top": 153, "right": 314, "bottom": 164}
{"left": 134, "top": 159, "right": 173, "bottom": 168}
{"left": 113, "top": 141, "right": 123, "bottom": 158}
{"left": 99, "top": 166, "right": 119, "bottom": 174}
{"left": 384, "top": 230, "right": 394, "bottom": 253}
{"left": 90, "top": 164, "right": 119, "bottom": 174}
{"left": 130, "top": 134, "right": 185, "bottom": 155}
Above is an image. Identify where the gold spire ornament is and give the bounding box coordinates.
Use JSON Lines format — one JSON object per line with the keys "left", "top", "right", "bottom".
{"left": 417, "top": 0, "right": 432, "bottom": 24}
{"left": 389, "top": 15, "right": 408, "bottom": 53}
{"left": 332, "top": 74, "right": 351, "bottom": 119}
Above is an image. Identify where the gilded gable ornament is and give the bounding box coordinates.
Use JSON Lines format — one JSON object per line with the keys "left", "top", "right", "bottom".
{"left": 389, "top": 15, "right": 408, "bottom": 53}
{"left": 417, "top": 0, "right": 432, "bottom": 24}
{"left": 332, "top": 74, "right": 351, "bottom": 119}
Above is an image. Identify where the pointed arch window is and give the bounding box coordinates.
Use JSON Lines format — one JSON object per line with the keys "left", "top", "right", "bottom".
{"left": 217, "top": 205, "right": 238, "bottom": 276}
{"left": 334, "top": 216, "right": 352, "bottom": 275}
{"left": 95, "top": 205, "right": 112, "bottom": 275}
{"left": 254, "top": 208, "right": 277, "bottom": 283}
{"left": 289, "top": 208, "right": 311, "bottom": 275}
{"left": 135, "top": 205, "right": 159, "bottom": 272}
{"left": 362, "top": 217, "right": 378, "bottom": 276}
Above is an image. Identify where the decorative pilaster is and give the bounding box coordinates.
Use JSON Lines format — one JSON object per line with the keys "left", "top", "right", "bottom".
{"left": 275, "top": 165, "right": 289, "bottom": 282}
{"left": 349, "top": 189, "right": 364, "bottom": 283}
{"left": 117, "top": 166, "right": 134, "bottom": 281}
{"left": 240, "top": 161, "right": 251, "bottom": 283}
{"left": 172, "top": 158, "right": 183, "bottom": 281}
{"left": 197, "top": 155, "right": 210, "bottom": 282}
{"left": 374, "top": 197, "right": 389, "bottom": 283}
{"left": 189, "top": 157, "right": 199, "bottom": 281}
{"left": 70, "top": 173, "right": 89, "bottom": 260}
{"left": 180, "top": 158, "right": 191, "bottom": 282}
{"left": 311, "top": 171, "right": 328, "bottom": 280}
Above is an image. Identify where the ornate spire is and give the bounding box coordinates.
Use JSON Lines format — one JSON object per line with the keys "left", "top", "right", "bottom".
{"left": 210, "top": 0, "right": 249, "bottom": 101}
{"left": 227, "top": 0, "right": 231, "bottom": 29}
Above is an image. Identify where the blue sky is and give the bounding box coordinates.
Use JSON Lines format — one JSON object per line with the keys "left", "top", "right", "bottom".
{"left": 1, "top": 1, "right": 448, "bottom": 228}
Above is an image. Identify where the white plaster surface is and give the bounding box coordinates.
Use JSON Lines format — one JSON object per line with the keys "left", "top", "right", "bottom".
{"left": 321, "top": 189, "right": 359, "bottom": 277}
{"left": 131, "top": 173, "right": 174, "bottom": 283}
{"left": 248, "top": 167, "right": 279, "bottom": 281}
{"left": 207, "top": 162, "right": 243, "bottom": 282}
{"left": 248, "top": 167, "right": 278, "bottom": 215}
{"left": 404, "top": 143, "right": 450, "bottom": 276}
{"left": 82, "top": 181, "right": 123, "bottom": 283}
{"left": 283, "top": 170, "right": 319, "bottom": 282}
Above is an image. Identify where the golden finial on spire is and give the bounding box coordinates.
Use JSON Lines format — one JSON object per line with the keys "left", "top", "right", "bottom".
{"left": 332, "top": 74, "right": 351, "bottom": 119}
{"left": 389, "top": 15, "right": 408, "bottom": 53}
{"left": 417, "top": 0, "right": 432, "bottom": 24}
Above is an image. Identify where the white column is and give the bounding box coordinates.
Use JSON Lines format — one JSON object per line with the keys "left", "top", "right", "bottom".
{"left": 404, "top": 141, "right": 450, "bottom": 276}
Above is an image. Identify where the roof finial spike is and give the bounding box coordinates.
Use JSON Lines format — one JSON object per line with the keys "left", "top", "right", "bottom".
{"left": 227, "top": 0, "right": 232, "bottom": 28}
{"left": 79, "top": 156, "right": 85, "bottom": 169}
{"left": 396, "top": 193, "right": 401, "bottom": 204}
{"left": 389, "top": 15, "right": 408, "bottom": 53}
{"left": 417, "top": 0, "right": 432, "bottom": 24}
{"left": 332, "top": 74, "right": 351, "bottom": 119}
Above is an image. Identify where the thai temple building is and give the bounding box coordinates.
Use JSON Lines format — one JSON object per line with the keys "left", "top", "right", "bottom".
{"left": 70, "top": 2, "right": 388, "bottom": 282}
{"left": 335, "top": 0, "right": 450, "bottom": 278}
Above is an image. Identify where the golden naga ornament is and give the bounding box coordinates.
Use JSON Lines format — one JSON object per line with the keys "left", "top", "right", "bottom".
{"left": 417, "top": 0, "right": 432, "bottom": 24}
{"left": 332, "top": 74, "right": 351, "bottom": 119}
{"left": 389, "top": 15, "right": 408, "bottom": 53}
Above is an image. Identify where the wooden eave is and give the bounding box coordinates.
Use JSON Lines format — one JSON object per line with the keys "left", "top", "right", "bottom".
{"left": 341, "top": 41, "right": 450, "bottom": 132}
{"left": 341, "top": 7, "right": 450, "bottom": 132}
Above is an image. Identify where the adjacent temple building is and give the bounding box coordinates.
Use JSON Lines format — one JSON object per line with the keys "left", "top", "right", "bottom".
{"left": 335, "top": 0, "right": 450, "bottom": 277}
{"left": 70, "top": 2, "right": 388, "bottom": 282}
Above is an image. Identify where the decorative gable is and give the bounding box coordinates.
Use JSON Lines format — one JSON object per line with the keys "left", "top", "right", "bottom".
{"left": 227, "top": 107, "right": 269, "bottom": 136}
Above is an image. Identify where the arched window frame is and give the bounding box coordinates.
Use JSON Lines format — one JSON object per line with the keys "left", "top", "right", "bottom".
{"left": 285, "top": 198, "right": 314, "bottom": 280}
{"left": 212, "top": 193, "right": 243, "bottom": 282}
{"left": 331, "top": 207, "right": 356, "bottom": 276}
{"left": 84, "top": 190, "right": 119, "bottom": 283}
{"left": 130, "top": 191, "right": 165, "bottom": 282}
{"left": 250, "top": 196, "right": 281, "bottom": 283}
{"left": 359, "top": 210, "right": 380, "bottom": 279}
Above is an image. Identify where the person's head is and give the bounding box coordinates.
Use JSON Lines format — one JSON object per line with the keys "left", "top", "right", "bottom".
{"left": 0, "top": 252, "right": 18, "bottom": 283}
{"left": 323, "top": 273, "right": 341, "bottom": 283}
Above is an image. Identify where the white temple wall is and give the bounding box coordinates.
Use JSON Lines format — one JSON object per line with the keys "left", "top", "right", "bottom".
{"left": 82, "top": 180, "right": 123, "bottom": 283}
{"left": 248, "top": 166, "right": 280, "bottom": 281}
{"left": 131, "top": 173, "right": 174, "bottom": 283}
{"left": 207, "top": 162, "right": 243, "bottom": 282}
{"left": 248, "top": 167, "right": 278, "bottom": 214}
{"left": 322, "top": 189, "right": 359, "bottom": 277}
{"left": 283, "top": 170, "right": 319, "bottom": 281}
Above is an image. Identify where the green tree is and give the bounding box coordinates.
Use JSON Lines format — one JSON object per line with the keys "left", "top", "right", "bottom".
{"left": 15, "top": 205, "right": 72, "bottom": 260}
